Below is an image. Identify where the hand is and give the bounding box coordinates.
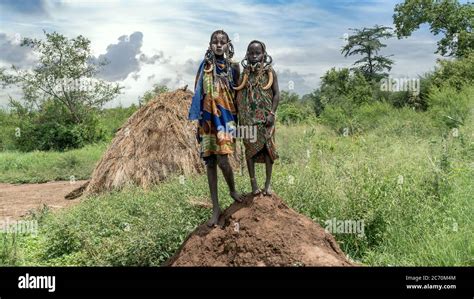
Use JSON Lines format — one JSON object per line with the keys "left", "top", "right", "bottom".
{"left": 266, "top": 113, "right": 275, "bottom": 126}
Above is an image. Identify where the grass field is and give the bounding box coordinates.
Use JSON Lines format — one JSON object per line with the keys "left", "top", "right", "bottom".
{"left": 1, "top": 91, "right": 473, "bottom": 266}
{"left": 0, "top": 142, "right": 108, "bottom": 184}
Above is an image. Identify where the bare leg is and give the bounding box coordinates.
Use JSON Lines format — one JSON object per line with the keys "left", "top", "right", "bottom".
{"left": 246, "top": 157, "right": 260, "bottom": 195}
{"left": 217, "top": 155, "right": 243, "bottom": 203}
{"left": 206, "top": 156, "right": 221, "bottom": 227}
{"left": 263, "top": 150, "right": 273, "bottom": 196}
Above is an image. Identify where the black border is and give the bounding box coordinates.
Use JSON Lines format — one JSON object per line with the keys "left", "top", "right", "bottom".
{"left": 0, "top": 266, "right": 471, "bottom": 298}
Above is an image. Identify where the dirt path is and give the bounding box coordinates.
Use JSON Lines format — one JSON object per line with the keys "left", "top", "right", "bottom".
{"left": 0, "top": 180, "right": 87, "bottom": 221}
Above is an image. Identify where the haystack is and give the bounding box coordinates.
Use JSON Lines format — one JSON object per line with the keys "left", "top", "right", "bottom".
{"left": 66, "top": 88, "right": 243, "bottom": 199}
{"left": 165, "top": 193, "right": 355, "bottom": 266}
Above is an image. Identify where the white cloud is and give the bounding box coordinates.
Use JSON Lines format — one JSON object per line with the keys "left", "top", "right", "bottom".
{"left": 0, "top": 0, "right": 442, "bottom": 108}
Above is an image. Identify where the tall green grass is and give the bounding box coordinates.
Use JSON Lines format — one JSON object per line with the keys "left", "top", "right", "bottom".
{"left": 0, "top": 142, "right": 107, "bottom": 183}
{"left": 1, "top": 86, "right": 472, "bottom": 266}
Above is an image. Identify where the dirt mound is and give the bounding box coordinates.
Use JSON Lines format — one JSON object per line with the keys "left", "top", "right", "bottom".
{"left": 165, "top": 193, "right": 354, "bottom": 266}
{"left": 66, "top": 88, "right": 243, "bottom": 199}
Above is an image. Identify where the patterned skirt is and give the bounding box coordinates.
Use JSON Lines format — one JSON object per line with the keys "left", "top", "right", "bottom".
{"left": 198, "top": 73, "right": 237, "bottom": 159}
{"left": 236, "top": 71, "right": 278, "bottom": 163}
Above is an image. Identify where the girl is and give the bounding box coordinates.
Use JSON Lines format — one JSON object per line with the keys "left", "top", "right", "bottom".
{"left": 235, "top": 40, "right": 280, "bottom": 196}
{"left": 188, "top": 30, "right": 243, "bottom": 227}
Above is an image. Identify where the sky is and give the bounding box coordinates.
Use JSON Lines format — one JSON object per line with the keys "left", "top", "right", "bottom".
{"left": 0, "top": 0, "right": 446, "bottom": 108}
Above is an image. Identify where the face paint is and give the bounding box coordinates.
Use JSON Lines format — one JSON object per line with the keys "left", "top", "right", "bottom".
{"left": 210, "top": 33, "right": 229, "bottom": 57}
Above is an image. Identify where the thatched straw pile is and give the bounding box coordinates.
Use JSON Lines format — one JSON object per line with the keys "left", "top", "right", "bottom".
{"left": 66, "top": 88, "right": 243, "bottom": 199}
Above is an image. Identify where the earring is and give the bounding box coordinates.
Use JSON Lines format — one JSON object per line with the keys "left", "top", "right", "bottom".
{"left": 265, "top": 54, "right": 273, "bottom": 66}
{"left": 205, "top": 48, "right": 214, "bottom": 63}
{"left": 241, "top": 57, "right": 249, "bottom": 69}
{"left": 227, "top": 42, "right": 235, "bottom": 59}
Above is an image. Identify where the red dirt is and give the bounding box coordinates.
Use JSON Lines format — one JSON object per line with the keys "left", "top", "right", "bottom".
{"left": 165, "top": 193, "right": 354, "bottom": 267}
{"left": 0, "top": 180, "right": 87, "bottom": 221}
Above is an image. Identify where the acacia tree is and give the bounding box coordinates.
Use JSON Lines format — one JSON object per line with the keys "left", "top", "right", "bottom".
{"left": 393, "top": 0, "right": 473, "bottom": 57}
{"left": 341, "top": 25, "right": 394, "bottom": 81}
{"left": 2, "top": 30, "right": 122, "bottom": 123}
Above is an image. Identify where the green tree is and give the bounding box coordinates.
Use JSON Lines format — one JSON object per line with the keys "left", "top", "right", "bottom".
{"left": 431, "top": 49, "right": 474, "bottom": 89}
{"left": 277, "top": 91, "right": 315, "bottom": 124}
{"left": 320, "top": 68, "right": 373, "bottom": 107}
{"left": 393, "top": 0, "right": 474, "bottom": 57}
{"left": 11, "top": 99, "right": 106, "bottom": 151}
{"left": 278, "top": 90, "right": 300, "bottom": 104}
{"left": 310, "top": 67, "right": 374, "bottom": 116}
{"left": 0, "top": 31, "right": 119, "bottom": 151}
{"left": 2, "top": 30, "right": 122, "bottom": 123}
{"left": 138, "top": 83, "right": 169, "bottom": 106}
{"left": 0, "top": 67, "right": 16, "bottom": 88}
{"left": 341, "top": 25, "right": 394, "bottom": 81}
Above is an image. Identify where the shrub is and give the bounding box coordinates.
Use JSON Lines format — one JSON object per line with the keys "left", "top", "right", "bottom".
{"left": 278, "top": 102, "right": 314, "bottom": 125}
{"left": 322, "top": 68, "right": 373, "bottom": 108}
{"left": 12, "top": 100, "right": 106, "bottom": 152}
{"left": 277, "top": 91, "right": 316, "bottom": 125}
{"left": 428, "top": 85, "right": 473, "bottom": 129}
{"left": 431, "top": 51, "right": 474, "bottom": 90}
{"left": 0, "top": 109, "right": 20, "bottom": 151}
{"left": 99, "top": 105, "right": 138, "bottom": 140}
{"left": 320, "top": 101, "right": 394, "bottom": 135}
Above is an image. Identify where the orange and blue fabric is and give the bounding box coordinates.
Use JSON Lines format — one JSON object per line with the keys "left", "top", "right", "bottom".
{"left": 188, "top": 58, "right": 238, "bottom": 160}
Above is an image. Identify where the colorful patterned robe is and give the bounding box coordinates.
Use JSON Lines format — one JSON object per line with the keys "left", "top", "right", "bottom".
{"left": 195, "top": 59, "right": 238, "bottom": 159}
{"left": 236, "top": 67, "right": 279, "bottom": 163}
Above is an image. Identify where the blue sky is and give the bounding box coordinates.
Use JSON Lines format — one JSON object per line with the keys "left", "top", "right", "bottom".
{"left": 0, "top": 0, "right": 444, "bottom": 108}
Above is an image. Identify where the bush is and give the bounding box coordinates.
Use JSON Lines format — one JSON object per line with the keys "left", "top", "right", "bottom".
{"left": 377, "top": 52, "right": 474, "bottom": 114}
{"left": 277, "top": 91, "right": 316, "bottom": 125}
{"left": 431, "top": 51, "right": 474, "bottom": 90}
{"left": 320, "top": 101, "right": 394, "bottom": 135}
{"left": 323, "top": 68, "right": 373, "bottom": 107}
{"left": 372, "top": 72, "right": 433, "bottom": 111}
{"left": 374, "top": 52, "right": 474, "bottom": 111}
{"left": 138, "top": 84, "right": 169, "bottom": 106}
{"left": 278, "top": 102, "right": 314, "bottom": 125}
{"left": 99, "top": 105, "right": 138, "bottom": 140}
{"left": 319, "top": 105, "right": 356, "bottom": 134}
{"left": 428, "top": 85, "right": 473, "bottom": 129}
{"left": 318, "top": 53, "right": 474, "bottom": 135}
{"left": 0, "top": 109, "right": 20, "bottom": 151}
{"left": 0, "top": 232, "right": 19, "bottom": 265}
{"left": 12, "top": 100, "right": 106, "bottom": 152}
{"left": 311, "top": 68, "right": 374, "bottom": 117}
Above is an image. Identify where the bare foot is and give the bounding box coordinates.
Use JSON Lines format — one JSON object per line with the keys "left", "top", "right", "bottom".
{"left": 263, "top": 187, "right": 272, "bottom": 196}
{"left": 250, "top": 178, "right": 261, "bottom": 196}
{"left": 230, "top": 191, "right": 244, "bottom": 203}
{"left": 207, "top": 208, "right": 221, "bottom": 227}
